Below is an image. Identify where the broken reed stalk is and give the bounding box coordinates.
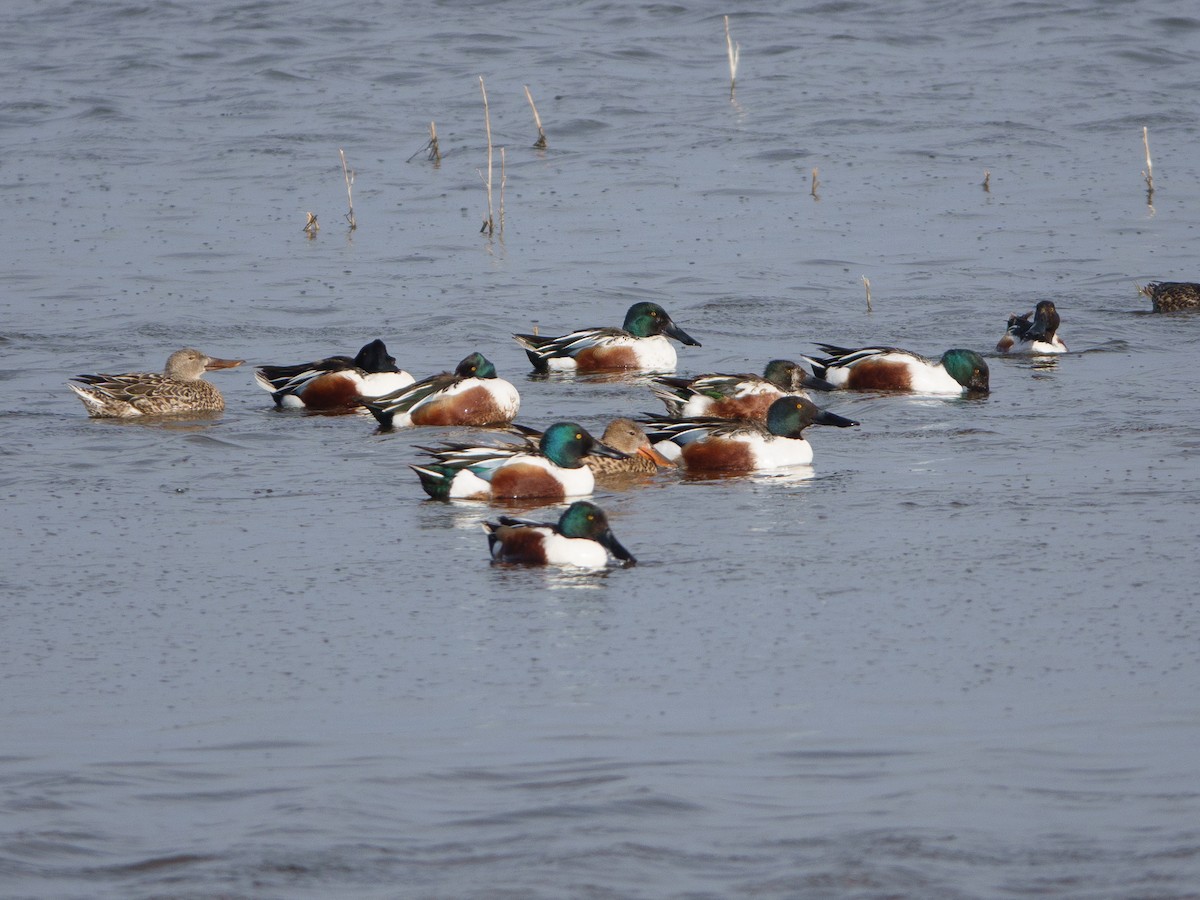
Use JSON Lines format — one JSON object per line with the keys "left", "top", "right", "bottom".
{"left": 1142, "top": 125, "right": 1154, "bottom": 202}
{"left": 479, "top": 76, "right": 495, "bottom": 236}
{"left": 499, "top": 146, "right": 507, "bottom": 235}
{"left": 428, "top": 121, "right": 441, "bottom": 164}
{"left": 982, "top": 170, "right": 991, "bottom": 193}
{"left": 811, "top": 167, "right": 820, "bottom": 199}
{"left": 339, "top": 148, "right": 356, "bottom": 230}
{"left": 724, "top": 15, "right": 740, "bottom": 97}
{"left": 303, "top": 211, "right": 319, "bottom": 238}
{"left": 862, "top": 275, "right": 872, "bottom": 313}
{"left": 405, "top": 121, "right": 441, "bottom": 164}
{"left": 524, "top": 85, "right": 547, "bottom": 149}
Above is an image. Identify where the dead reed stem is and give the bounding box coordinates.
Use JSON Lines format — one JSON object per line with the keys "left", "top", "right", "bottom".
{"left": 339, "top": 148, "right": 356, "bottom": 230}
{"left": 406, "top": 122, "right": 441, "bottom": 164}
{"left": 811, "top": 167, "right": 820, "bottom": 199}
{"left": 1142, "top": 125, "right": 1154, "bottom": 204}
{"left": 303, "top": 211, "right": 319, "bottom": 238}
{"left": 862, "top": 275, "right": 872, "bottom": 313}
{"left": 524, "top": 85, "right": 547, "bottom": 149}
{"left": 724, "top": 16, "right": 740, "bottom": 97}
{"left": 479, "top": 76, "right": 495, "bottom": 236}
{"left": 982, "top": 170, "right": 990, "bottom": 193}
{"left": 499, "top": 146, "right": 507, "bottom": 235}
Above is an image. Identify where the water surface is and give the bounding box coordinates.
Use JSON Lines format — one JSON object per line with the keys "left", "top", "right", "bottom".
{"left": 3, "top": 0, "right": 1199, "bottom": 896}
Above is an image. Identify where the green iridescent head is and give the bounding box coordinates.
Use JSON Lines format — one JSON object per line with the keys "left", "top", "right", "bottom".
{"left": 539, "top": 422, "right": 628, "bottom": 469}
{"left": 558, "top": 501, "right": 636, "bottom": 564}
{"left": 621, "top": 302, "right": 701, "bottom": 346}
{"left": 940, "top": 349, "right": 990, "bottom": 392}
{"left": 455, "top": 352, "right": 497, "bottom": 379}
{"left": 765, "top": 396, "right": 860, "bottom": 438}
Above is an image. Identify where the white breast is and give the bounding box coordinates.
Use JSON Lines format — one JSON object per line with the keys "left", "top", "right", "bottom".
{"left": 749, "top": 433, "right": 814, "bottom": 469}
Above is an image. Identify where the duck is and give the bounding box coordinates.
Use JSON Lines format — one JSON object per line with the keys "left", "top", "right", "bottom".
{"left": 69, "top": 348, "right": 244, "bottom": 418}
{"left": 254, "top": 338, "right": 414, "bottom": 410}
{"left": 484, "top": 500, "right": 636, "bottom": 568}
{"left": 996, "top": 301, "right": 1067, "bottom": 354}
{"left": 410, "top": 421, "right": 627, "bottom": 501}
{"left": 513, "top": 301, "right": 701, "bottom": 373}
{"left": 807, "top": 344, "right": 990, "bottom": 394}
{"left": 507, "top": 419, "right": 675, "bottom": 477}
{"left": 650, "top": 359, "right": 834, "bottom": 420}
{"left": 643, "top": 395, "right": 859, "bottom": 472}
{"left": 359, "top": 352, "right": 519, "bottom": 430}
{"left": 1139, "top": 281, "right": 1200, "bottom": 313}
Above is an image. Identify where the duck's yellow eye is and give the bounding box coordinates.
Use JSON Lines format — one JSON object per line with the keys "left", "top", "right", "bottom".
{"left": 576, "top": 432, "right": 583, "bottom": 440}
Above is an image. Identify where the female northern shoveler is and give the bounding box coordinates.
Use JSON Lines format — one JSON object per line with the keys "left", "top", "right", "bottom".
{"left": 1139, "top": 281, "right": 1200, "bottom": 313}
{"left": 643, "top": 395, "right": 859, "bottom": 472}
{"left": 508, "top": 419, "right": 675, "bottom": 477}
{"left": 996, "top": 300, "right": 1067, "bottom": 354}
{"left": 359, "top": 352, "right": 519, "bottom": 430}
{"left": 808, "top": 344, "right": 990, "bottom": 394}
{"left": 651, "top": 359, "right": 833, "bottom": 420}
{"left": 410, "top": 422, "right": 627, "bottom": 501}
{"left": 69, "top": 348, "right": 244, "bottom": 418}
{"left": 484, "top": 500, "right": 636, "bottom": 568}
{"left": 512, "top": 301, "right": 701, "bottom": 373}
{"left": 254, "top": 338, "right": 414, "bottom": 410}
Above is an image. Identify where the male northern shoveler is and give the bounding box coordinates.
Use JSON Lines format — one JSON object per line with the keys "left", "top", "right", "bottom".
{"left": 643, "top": 395, "right": 859, "bottom": 472}
{"left": 1139, "top": 281, "right": 1200, "bottom": 313}
{"left": 359, "top": 352, "right": 519, "bottom": 430}
{"left": 410, "top": 421, "right": 627, "bottom": 501}
{"left": 254, "top": 338, "right": 414, "bottom": 410}
{"left": 69, "top": 348, "right": 244, "bottom": 418}
{"left": 651, "top": 359, "right": 834, "bottom": 420}
{"left": 996, "top": 300, "right": 1067, "bottom": 354}
{"left": 484, "top": 500, "right": 636, "bottom": 568}
{"left": 513, "top": 301, "right": 701, "bottom": 373}
{"left": 808, "top": 344, "right": 990, "bottom": 394}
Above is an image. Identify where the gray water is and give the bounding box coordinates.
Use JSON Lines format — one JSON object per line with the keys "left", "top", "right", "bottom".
{"left": 3, "top": 0, "right": 1200, "bottom": 897}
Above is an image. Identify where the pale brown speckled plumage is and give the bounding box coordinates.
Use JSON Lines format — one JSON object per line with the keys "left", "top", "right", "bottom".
{"left": 584, "top": 418, "right": 675, "bottom": 476}
{"left": 1140, "top": 281, "right": 1200, "bottom": 313}
{"left": 69, "top": 348, "right": 244, "bottom": 418}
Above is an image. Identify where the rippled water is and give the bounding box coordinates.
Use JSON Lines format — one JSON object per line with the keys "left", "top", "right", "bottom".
{"left": 3, "top": 0, "right": 1199, "bottom": 896}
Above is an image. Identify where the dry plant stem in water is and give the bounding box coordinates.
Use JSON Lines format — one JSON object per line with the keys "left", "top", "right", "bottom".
{"left": 339, "top": 148, "right": 356, "bottom": 230}
{"left": 479, "top": 76, "right": 495, "bottom": 236}
{"left": 862, "top": 275, "right": 872, "bottom": 313}
{"left": 724, "top": 15, "right": 740, "bottom": 97}
{"left": 406, "top": 121, "right": 441, "bottom": 164}
{"left": 811, "top": 167, "right": 820, "bottom": 199}
{"left": 499, "top": 146, "right": 507, "bottom": 235}
{"left": 982, "top": 170, "right": 990, "bottom": 192}
{"left": 1142, "top": 125, "right": 1154, "bottom": 204}
{"left": 303, "top": 211, "right": 319, "bottom": 238}
{"left": 524, "top": 85, "right": 547, "bottom": 149}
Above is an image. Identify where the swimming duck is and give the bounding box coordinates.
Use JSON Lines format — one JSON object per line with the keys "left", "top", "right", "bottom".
{"left": 650, "top": 359, "right": 834, "bottom": 420}
{"left": 513, "top": 301, "right": 701, "bottom": 373}
{"left": 808, "top": 344, "right": 990, "bottom": 394}
{"left": 643, "top": 395, "right": 859, "bottom": 472}
{"left": 484, "top": 500, "right": 636, "bottom": 568}
{"left": 1139, "top": 281, "right": 1200, "bottom": 313}
{"left": 507, "top": 419, "right": 675, "bottom": 476}
{"left": 254, "top": 338, "right": 414, "bottom": 410}
{"left": 996, "top": 301, "right": 1067, "bottom": 354}
{"left": 359, "top": 352, "right": 519, "bottom": 430}
{"left": 69, "top": 348, "right": 244, "bottom": 418}
{"left": 410, "top": 422, "right": 627, "bottom": 501}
